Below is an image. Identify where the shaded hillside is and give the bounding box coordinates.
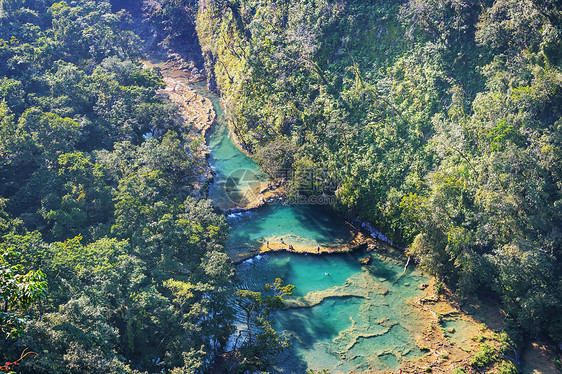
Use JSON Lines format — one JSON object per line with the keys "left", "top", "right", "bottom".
{"left": 195, "top": 0, "right": 562, "bottom": 353}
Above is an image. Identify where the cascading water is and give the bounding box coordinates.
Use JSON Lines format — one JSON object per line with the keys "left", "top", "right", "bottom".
{"left": 235, "top": 251, "right": 429, "bottom": 372}
{"left": 200, "top": 83, "right": 431, "bottom": 372}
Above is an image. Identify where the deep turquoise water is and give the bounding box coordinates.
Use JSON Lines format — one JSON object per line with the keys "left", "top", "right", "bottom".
{"left": 226, "top": 204, "right": 355, "bottom": 254}
{"left": 235, "top": 251, "right": 359, "bottom": 297}
{"left": 202, "top": 84, "right": 429, "bottom": 372}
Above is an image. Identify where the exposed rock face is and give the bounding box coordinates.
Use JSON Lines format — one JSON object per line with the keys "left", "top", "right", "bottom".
{"left": 203, "top": 50, "right": 217, "bottom": 93}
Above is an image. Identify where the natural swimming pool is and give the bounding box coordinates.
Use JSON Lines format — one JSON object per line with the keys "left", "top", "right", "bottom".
{"left": 203, "top": 84, "right": 431, "bottom": 372}
{"left": 236, "top": 251, "right": 429, "bottom": 372}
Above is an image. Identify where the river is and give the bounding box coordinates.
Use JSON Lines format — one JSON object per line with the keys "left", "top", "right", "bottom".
{"left": 197, "top": 83, "right": 432, "bottom": 373}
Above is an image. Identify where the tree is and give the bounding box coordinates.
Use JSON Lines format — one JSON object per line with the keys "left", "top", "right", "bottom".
{"left": 17, "top": 108, "right": 81, "bottom": 160}
{"left": 0, "top": 251, "right": 46, "bottom": 339}
{"left": 42, "top": 152, "right": 112, "bottom": 241}
{"left": 232, "top": 279, "right": 294, "bottom": 370}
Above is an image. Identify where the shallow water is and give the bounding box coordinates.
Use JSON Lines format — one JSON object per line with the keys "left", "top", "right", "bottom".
{"left": 202, "top": 89, "right": 268, "bottom": 210}
{"left": 442, "top": 318, "right": 481, "bottom": 349}
{"left": 236, "top": 251, "right": 429, "bottom": 372}
{"left": 202, "top": 83, "right": 430, "bottom": 372}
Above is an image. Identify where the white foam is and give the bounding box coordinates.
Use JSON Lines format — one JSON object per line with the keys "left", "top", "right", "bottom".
{"left": 357, "top": 220, "right": 391, "bottom": 243}
{"left": 226, "top": 210, "right": 251, "bottom": 219}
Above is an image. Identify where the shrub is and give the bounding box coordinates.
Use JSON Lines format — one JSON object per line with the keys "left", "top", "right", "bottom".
{"left": 470, "top": 343, "right": 498, "bottom": 368}
{"left": 498, "top": 361, "right": 519, "bottom": 374}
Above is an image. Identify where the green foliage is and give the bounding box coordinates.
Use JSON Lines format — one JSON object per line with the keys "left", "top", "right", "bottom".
{"left": 195, "top": 0, "right": 562, "bottom": 345}
{"left": 0, "top": 0, "right": 182, "bottom": 236}
{"left": 0, "top": 1, "right": 236, "bottom": 372}
{"left": 498, "top": 361, "right": 519, "bottom": 374}
{"left": 470, "top": 343, "right": 499, "bottom": 368}
{"left": 554, "top": 358, "right": 562, "bottom": 371}
{"left": 0, "top": 251, "right": 46, "bottom": 338}
{"left": 434, "top": 279, "right": 444, "bottom": 295}
{"left": 233, "top": 279, "right": 295, "bottom": 369}
{"left": 265, "top": 277, "right": 296, "bottom": 300}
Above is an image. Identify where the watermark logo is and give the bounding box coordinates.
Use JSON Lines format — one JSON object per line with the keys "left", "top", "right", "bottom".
{"left": 222, "top": 166, "right": 341, "bottom": 206}
{"left": 273, "top": 167, "right": 340, "bottom": 193}
{"left": 223, "top": 168, "right": 262, "bottom": 206}
{"left": 285, "top": 194, "right": 337, "bottom": 205}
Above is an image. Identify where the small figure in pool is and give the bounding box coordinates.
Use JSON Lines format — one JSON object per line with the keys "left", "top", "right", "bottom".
{"left": 325, "top": 272, "right": 330, "bottom": 276}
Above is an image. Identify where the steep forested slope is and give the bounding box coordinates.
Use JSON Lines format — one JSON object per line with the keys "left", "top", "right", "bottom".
{"left": 196, "top": 0, "right": 562, "bottom": 344}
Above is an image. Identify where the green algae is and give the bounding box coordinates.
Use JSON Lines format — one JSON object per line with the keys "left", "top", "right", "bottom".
{"left": 442, "top": 318, "right": 481, "bottom": 349}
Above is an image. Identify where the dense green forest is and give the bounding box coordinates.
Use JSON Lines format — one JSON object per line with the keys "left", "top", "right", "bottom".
{"left": 2, "top": 0, "right": 562, "bottom": 372}
{"left": 0, "top": 1, "right": 290, "bottom": 372}
{"left": 196, "top": 0, "right": 562, "bottom": 349}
